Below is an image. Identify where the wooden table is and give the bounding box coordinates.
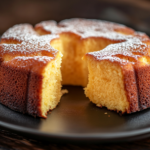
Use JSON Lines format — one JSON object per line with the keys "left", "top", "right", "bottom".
{"left": 0, "top": 129, "right": 149, "bottom": 150}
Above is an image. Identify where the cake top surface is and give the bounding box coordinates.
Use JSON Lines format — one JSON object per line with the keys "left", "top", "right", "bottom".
{"left": 35, "top": 18, "right": 133, "bottom": 40}
{"left": 0, "top": 24, "right": 59, "bottom": 58}
{"left": 86, "top": 37, "right": 149, "bottom": 64}
{"left": 35, "top": 18, "right": 149, "bottom": 42}
{"left": 36, "top": 18, "right": 150, "bottom": 64}
{"left": 1, "top": 18, "right": 150, "bottom": 66}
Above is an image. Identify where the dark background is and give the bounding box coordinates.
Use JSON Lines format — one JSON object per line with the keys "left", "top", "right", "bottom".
{"left": 0, "top": 0, "right": 150, "bottom": 35}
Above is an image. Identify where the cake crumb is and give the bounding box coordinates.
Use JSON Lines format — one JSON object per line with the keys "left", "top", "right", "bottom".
{"left": 108, "top": 115, "right": 110, "bottom": 117}
{"left": 61, "top": 89, "right": 69, "bottom": 96}
{"left": 47, "top": 110, "right": 52, "bottom": 115}
{"left": 104, "top": 112, "right": 107, "bottom": 114}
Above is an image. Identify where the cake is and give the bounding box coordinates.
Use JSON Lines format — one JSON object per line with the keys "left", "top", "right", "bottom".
{"left": 0, "top": 24, "right": 62, "bottom": 118}
{"left": 84, "top": 38, "right": 150, "bottom": 113}
{"left": 1, "top": 18, "right": 150, "bottom": 117}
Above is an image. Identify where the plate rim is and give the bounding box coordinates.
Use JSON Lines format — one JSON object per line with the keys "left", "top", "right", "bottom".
{"left": 1, "top": 119, "right": 150, "bottom": 143}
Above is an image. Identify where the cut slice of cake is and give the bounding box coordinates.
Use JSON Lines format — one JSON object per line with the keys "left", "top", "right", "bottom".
{"left": 0, "top": 24, "right": 63, "bottom": 118}
{"left": 85, "top": 38, "right": 150, "bottom": 114}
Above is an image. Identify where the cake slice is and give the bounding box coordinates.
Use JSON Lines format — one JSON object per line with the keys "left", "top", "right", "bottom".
{"left": 85, "top": 38, "right": 150, "bottom": 113}
{"left": 0, "top": 24, "right": 63, "bottom": 118}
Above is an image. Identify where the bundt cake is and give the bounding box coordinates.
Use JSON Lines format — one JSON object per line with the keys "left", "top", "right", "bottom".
{"left": 1, "top": 18, "right": 150, "bottom": 117}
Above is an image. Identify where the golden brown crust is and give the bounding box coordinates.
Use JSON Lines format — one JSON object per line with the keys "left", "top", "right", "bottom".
{"left": 27, "top": 72, "right": 43, "bottom": 117}
{"left": 0, "top": 61, "right": 29, "bottom": 113}
{"left": 122, "top": 64, "right": 139, "bottom": 113}
{"left": 134, "top": 63, "right": 150, "bottom": 110}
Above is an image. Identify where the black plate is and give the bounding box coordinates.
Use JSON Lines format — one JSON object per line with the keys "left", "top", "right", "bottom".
{"left": 0, "top": 86, "right": 150, "bottom": 143}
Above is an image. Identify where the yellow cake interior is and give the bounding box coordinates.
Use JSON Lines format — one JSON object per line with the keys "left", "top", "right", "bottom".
{"left": 85, "top": 57, "right": 129, "bottom": 113}
{"left": 37, "top": 29, "right": 122, "bottom": 87}
{"left": 41, "top": 52, "right": 62, "bottom": 117}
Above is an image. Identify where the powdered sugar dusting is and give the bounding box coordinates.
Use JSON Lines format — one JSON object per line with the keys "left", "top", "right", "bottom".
{"left": 13, "top": 56, "right": 54, "bottom": 64}
{"left": 36, "top": 18, "right": 150, "bottom": 65}
{"left": 1, "top": 19, "right": 150, "bottom": 66}
{"left": 36, "top": 18, "right": 135, "bottom": 41}
{"left": 88, "top": 37, "right": 149, "bottom": 63}
{"left": 1, "top": 24, "right": 59, "bottom": 58}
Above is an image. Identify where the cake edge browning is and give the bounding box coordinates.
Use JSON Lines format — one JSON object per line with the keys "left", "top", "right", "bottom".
{"left": 122, "top": 63, "right": 139, "bottom": 113}
{"left": 134, "top": 59, "right": 150, "bottom": 110}
{"left": 0, "top": 60, "right": 29, "bottom": 113}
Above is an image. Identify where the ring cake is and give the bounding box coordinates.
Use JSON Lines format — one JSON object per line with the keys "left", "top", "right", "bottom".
{"left": 1, "top": 18, "right": 150, "bottom": 117}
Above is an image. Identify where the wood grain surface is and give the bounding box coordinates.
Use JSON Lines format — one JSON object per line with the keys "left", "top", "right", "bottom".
{"left": 0, "top": 129, "right": 149, "bottom": 150}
